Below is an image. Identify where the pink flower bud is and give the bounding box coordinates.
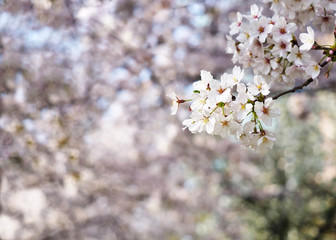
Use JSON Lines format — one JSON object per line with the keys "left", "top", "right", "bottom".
{"left": 330, "top": 50, "right": 334, "bottom": 55}
{"left": 327, "top": 57, "right": 332, "bottom": 62}
{"left": 325, "top": 71, "right": 330, "bottom": 78}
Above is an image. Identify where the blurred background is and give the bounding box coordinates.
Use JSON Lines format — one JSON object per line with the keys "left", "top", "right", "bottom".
{"left": 1, "top": 0, "right": 336, "bottom": 239}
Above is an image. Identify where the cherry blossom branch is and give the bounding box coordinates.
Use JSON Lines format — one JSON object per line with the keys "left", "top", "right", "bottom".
{"left": 270, "top": 84, "right": 336, "bottom": 96}
{"left": 272, "top": 61, "right": 329, "bottom": 100}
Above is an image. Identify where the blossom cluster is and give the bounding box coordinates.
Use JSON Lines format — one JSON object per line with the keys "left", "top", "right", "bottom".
{"left": 264, "top": 0, "right": 336, "bottom": 32}
{"left": 227, "top": 4, "right": 321, "bottom": 87}
{"left": 168, "top": 67, "right": 281, "bottom": 151}
{"left": 169, "top": 2, "right": 336, "bottom": 150}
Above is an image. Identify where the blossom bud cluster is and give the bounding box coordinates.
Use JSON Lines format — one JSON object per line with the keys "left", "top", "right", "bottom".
{"left": 264, "top": 0, "right": 336, "bottom": 33}
{"left": 227, "top": 4, "right": 321, "bottom": 86}
{"left": 168, "top": 67, "right": 281, "bottom": 151}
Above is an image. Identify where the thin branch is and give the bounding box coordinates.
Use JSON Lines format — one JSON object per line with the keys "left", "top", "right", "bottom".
{"left": 270, "top": 84, "right": 336, "bottom": 96}
{"left": 272, "top": 61, "right": 329, "bottom": 100}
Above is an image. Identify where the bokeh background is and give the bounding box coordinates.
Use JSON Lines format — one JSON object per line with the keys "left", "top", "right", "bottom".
{"left": 1, "top": 0, "right": 336, "bottom": 239}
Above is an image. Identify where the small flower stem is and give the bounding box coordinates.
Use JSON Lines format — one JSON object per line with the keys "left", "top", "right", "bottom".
{"left": 271, "top": 61, "right": 329, "bottom": 100}
{"left": 327, "top": 61, "right": 334, "bottom": 72}
{"left": 256, "top": 119, "right": 264, "bottom": 131}
{"left": 319, "top": 55, "right": 328, "bottom": 65}
{"left": 177, "top": 99, "right": 192, "bottom": 104}
{"left": 210, "top": 106, "right": 219, "bottom": 115}
{"left": 251, "top": 111, "right": 264, "bottom": 131}
{"left": 312, "top": 46, "right": 330, "bottom": 51}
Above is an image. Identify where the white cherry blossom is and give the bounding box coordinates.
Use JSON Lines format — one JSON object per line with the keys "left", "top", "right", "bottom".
{"left": 254, "top": 98, "right": 281, "bottom": 126}
{"left": 257, "top": 130, "right": 276, "bottom": 151}
{"left": 213, "top": 114, "right": 241, "bottom": 138}
{"left": 250, "top": 16, "right": 273, "bottom": 43}
{"left": 313, "top": 15, "right": 335, "bottom": 33}
{"left": 231, "top": 66, "right": 245, "bottom": 84}
{"left": 248, "top": 75, "right": 270, "bottom": 96}
{"left": 230, "top": 12, "right": 243, "bottom": 36}
{"left": 246, "top": 4, "right": 263, "bottom": 21}
{"left": 272, "top": 17, "right": 297, "bottom": 42}
{"left": 233, "top": 102, "right": 253, "bottom": 121}
{"left": 271, "top": 40, "right": 292, "bottom": 57}
{"left": 305, "top": 62, "right": 321, "bottom": 79}
{"left": 193, "top": 70, "right": 214, "bottom": 92}
{"left": 287, "top": 45, "right": 312, "bottom": 66}
{"left": 183, "top": 111, "right": 216, "bottom": 135}
{"left": 299, "top": 26, "right": 315, "bottom": 51}
{"left": 166, "top": 89, "right": 179, "bottom": 115}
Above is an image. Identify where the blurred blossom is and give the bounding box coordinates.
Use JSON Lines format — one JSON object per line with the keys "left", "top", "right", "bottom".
{"left": 0, "top": 215, "right": 20, "bottom": 239}
{"left": 0, "top": 0, "right": 336, "bottom": 240}
{"left": 287, "top": 93, "right": 310, "bottom": 119}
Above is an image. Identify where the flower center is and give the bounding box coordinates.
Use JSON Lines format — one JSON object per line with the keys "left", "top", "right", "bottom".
{"left": 262, "top": 107, "right": 269, "bottom": 115}
{"left": 222, "top": 121, "right": 229, "bottom": 126}
{"left": 280, "top": 42, "right": 287, "bottom": 49}
{"left": 218, "top": 87, "right": 225, "bottom": 94}
{"left": 279, "top": 28, "right": 286, "bottom": 34}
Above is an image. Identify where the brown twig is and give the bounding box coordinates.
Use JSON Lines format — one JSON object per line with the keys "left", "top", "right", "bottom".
{"left": 272, "top": 61, "right": 329, "bottom": 100}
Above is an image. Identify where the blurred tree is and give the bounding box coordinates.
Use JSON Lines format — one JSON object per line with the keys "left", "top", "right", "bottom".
{"left": 0, "top": 0, "right": 335, "bottom": 240}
